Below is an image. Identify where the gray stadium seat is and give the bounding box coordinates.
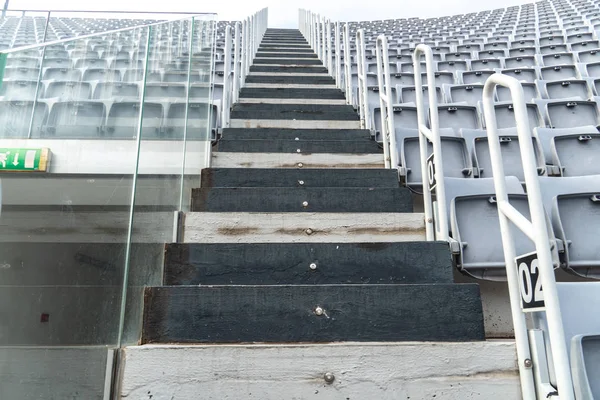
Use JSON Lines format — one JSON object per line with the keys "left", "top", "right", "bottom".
{"left": 545, "top": 100, "right": 599, "bottom": 128}
{"left": 44, "top": 101, "right": 105, "bottom": 138}
{"left": 446, "top": 84, "right": 483, "bottom": 106}
{"left": 542, "top": 79, "right": 591, "bottom": 100}
{"left": 93, "top": 82, "right": 139, "bottom": 99}
{"left": 44, "top": 81, "right": 92, "bottom": 100}
{"left": 106, "top": 101, "right": 163, "bottom": 138}
{"left": 0, "top": 100, "right": 48, "bottom": 138}
{"left": 163, "top": 102, "right": 218, "bottom": 139}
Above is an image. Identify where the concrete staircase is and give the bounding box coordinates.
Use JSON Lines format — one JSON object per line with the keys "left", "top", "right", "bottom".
{"left": 119, "top": 28, "right": 520, "bottom": 399}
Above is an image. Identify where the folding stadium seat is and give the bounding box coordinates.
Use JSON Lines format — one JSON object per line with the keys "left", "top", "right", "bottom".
{"left": 111, "top": 59, "right": 143, "bottom": 70}
{"left": 163, "top": 71, "right": 200, "bottom": 83}
{"left": 470, "top": 58, "right": 503, "bottom": 70}
{"left": 540, "top": 35, "right": 566, "bottom": 46}
{"left": 478, "top": 49, "right": 507, "bottom": 59}
{"left": 398, "top": 86, "right": 441, "bottom": 105}
{"left": 445, "top": 84, "right": 483, "bottom": 106}
{"left": 541, "top": 52, "right": 577, "bottom": 67}
{"left": 3, "top": 67, "right": 39, "bottom": 81}
{"left": 400, "top": 129, "right": 473, "bottom": 186}
{"left": 144, "top": 83, "right": 187, "bottom": 100}
{"left": 436, "top": 104, "right": 481, "bottom": 133}
{"left": 540, "top": 65, "right": 580, "bottom": 80}
{"left": 390, "top": 73, "right": 415, "bottom": 87}
{"left": 508, "top": 47, "right": 537, "bottom": 57}
{"left": 163, "top": 102, "right": 218, "bottom": 139}
{"left": 43, "top": 101, "right": 105, "bottom": 138}
{"left": 489, "top": 101, "right": 545, "bottom": 130}
{"left": 122, "top": 69, "right": 162, "bottom": 82}
{"left": 504, "top": 55, "right": 537, "bottom": 69}
{"left": 105, "top": 101, "right": 163, "bottom": 138}
{"left": 0, "top": 100, "right": 48, "bottom": 137}
{"left": 74, "top": 58, "right": 107, "bottom": 69}
{"left": 577, "top": 49, "right": 600, "bottom": 64}
{"left": 567, "top": 32, "right": 594, "bottom": 43}
{"left": 448, "top": 177, "right": 549, "bottom": 279}
{"left": 93, "top": 82, "right": 139, "bottom": 99}
{"left": 45, "top": 49, "right": 69, "bottom": 59}
{"left": 44, "top": 81, "right": 92, "bottom": 101}
{"left": 42, "top": 68, "right": 82, "bottom": 81}
{"left": 511, "top": 39, "right": 536, "bottom": 48}
{"left": 545, "top": 100, "right": 600, "bottom": 128}
{"left": 372, "top": 105, "right": 419, "bottom": 141}
{"left": 444, "top": 52, "right": 472, "bottom": 61}
{"left": 484, "top": 42, "right": 509, "bottom": 51}
{"left": 457, "top": 44, "right": 482, "bottom": 53}
{"left": 496, "top": 82, "right": 540, "bottom": 103}
{"left": 570, "top": 40, "right": 600, "bottom": 53}
{"left": 0, "top": 80, "right": 42, "bottom": 100}
{"left": 460, "top": 70, "right": 495, "bottom": 85}
{"left": 6, "top": 57, "right": 40, "bottom": 69}
{"left": 437, "top": 61, "right": 467, "bottom": 74}
{"left": 542, "top": 79, "right": 592, "bottom": 100}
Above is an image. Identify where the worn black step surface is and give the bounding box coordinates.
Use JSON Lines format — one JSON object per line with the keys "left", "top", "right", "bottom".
{"left": 259, "top": 44, "right": 311, "bottom": 49}
{"left": 142, "top": 284, "right": 485, "bottom": 343}
{"left": 190, "top": 187, "right": 412, "bottom": 213}
{"left": 249, "top": 65, "right": 327, "bottom": 73}
{"left": 216, "top": 139, "right": 380, "bottom": 153}
{"left": 231, "top": 103, "right": 359, "bottom": 121}
{"left": 200, "top": 168, "right": 399, "bottom": 188}
{"left": 163, "top": 242, "right": 453, "bottom": 286}
{"left": 256, "top": 52, "right": 318, "bottom": 59}
{"left": 254, "top": 58, "right": 322, "bottom": 65}
{"left": 258, "top": 47, "right": 315, "bottom": 53}
{"left": 239, "top": 87, "right": 344, "bottom": 99}
{"left": 222, "top": 128, "right": 370, "bottom": 140}
{"left": 245, "top": 75, "right": 335, "bottom": 85}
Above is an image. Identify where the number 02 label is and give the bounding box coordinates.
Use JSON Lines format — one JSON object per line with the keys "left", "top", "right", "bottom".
{"left": 515, "top": 252, "right": 546, "bottom": 312}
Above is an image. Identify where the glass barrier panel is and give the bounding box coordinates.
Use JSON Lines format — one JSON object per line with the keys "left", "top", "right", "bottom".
{"left": 0, "top": 23, "right": 150, "bottom": 399}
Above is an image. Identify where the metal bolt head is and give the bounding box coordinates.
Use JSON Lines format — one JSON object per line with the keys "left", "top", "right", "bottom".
{"left": 314, "top": 306, "right": 324, "bottom": 316}
{"left": 295, "top": 137, "right": 300, "bottom": 141}
{"left": 323, "top": 372, "right": 335, "bottom": 384}
{"left": 298, "top": 180, "right": 305, "bottom": 186}
{"left": 524, "top": 358, "right": 533, "bottom": 368}
{"left": 305, "top": 228, "right": 313, "bottom": 235}
{"left": 297, "top": 162, "right": 304, "bottom": 168}
{"left": 296, "top": 149, "right": 302, "bottom": 153}
{"left": 302, "top": 201, "right": 309, "bottom": 207}
{"left": 309, "top": 262, "right": 317, "bottom": 270}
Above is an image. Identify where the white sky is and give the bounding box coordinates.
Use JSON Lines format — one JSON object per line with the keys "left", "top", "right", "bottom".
{"left": 7, "top": 0, "right": 538, "bottom": 28}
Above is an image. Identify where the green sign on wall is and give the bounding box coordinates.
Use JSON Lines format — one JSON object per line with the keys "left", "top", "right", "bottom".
{"left": 0, "top": 148, "right": 51, "bottom": 172}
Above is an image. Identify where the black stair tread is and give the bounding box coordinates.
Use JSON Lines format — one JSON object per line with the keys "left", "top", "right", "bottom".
{"left": 231, "top": 103, "right": 359, "bottom": 121}
{"left": 249, "top": 66, "right": 328, "bottom": 73}
{"left": 254, "top": 59, "right": 322, "bottom": 65}
{"left": 163, "top": 242, "right": 453, "bottom": 286}
{"left": 200, "top": 168, "right": 399, "bottom": 188}
{"left": 232, "top": 103, "right": 356, "bottom": 113}
{"left": 245, "top": 75, "right": 335, "bottom": 85}
{"left": 142, "top": 284, "right": 485, "bottom": 343}
{"left": 256, "top": 53, "right": 318, "bottom": 58}
{"left": 216, "top": 138, "right": 381, "bottom": 153}
{"left": 257, "top": 48, "right": 315, "bottom": 53}
{"left": 221, "top": 128, "right": 370, "bottom": 140}
{"left": 239, "top": 87, "right": 344, "bottom": 99}
{"left": 190, "top": 187, "right": 413, "bottom": 213}
{"left": 259, "top": 44, "right": 311, "bottom": 49}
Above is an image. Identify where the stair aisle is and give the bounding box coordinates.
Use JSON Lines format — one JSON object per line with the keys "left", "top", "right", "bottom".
{"left": 121, "top": 29, "right": 519, "bottom": 399}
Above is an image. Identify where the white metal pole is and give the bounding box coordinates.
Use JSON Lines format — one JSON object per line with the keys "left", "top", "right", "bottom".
{"left": 222, "top": 25, "right": 232, "bottom": 127}
{"left": 335, "top": 22, "right": 341, "bottom": 88}
{"left": 232, "top": 22, "right": 241, "bottom": 103}
{"left": 316, "top": 14, "right": 321, "bottom": 59}
{"left": 241, "top": 19, "right": 248, "bottom": 86}
{"left": 356, "top": 29, "right": 368, "bottom": 129}
{"left": 482, "top": 74, "right": 575, "bottom": 400}
{"left": 413, "top": 44, "right": 448, "bottom": 241}
{"left": 321, "top": 17, "right": 326, "bottom": 64}
{"left": 375, "top": 35, "right": 398, "bottom": 168}
{"left": 343, "top": 23, "right": 353, "bottom": 105}
{"left": 326, "top": 19, "right": 332, "bottom": 75}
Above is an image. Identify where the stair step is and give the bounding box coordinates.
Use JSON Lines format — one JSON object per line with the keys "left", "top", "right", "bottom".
{"left": 245, "top": 75, "right": 335, "bottom": 85}
{"left": 230, "top": 103, "right": 359, "bottom": 121}
{"left": 183, "top": 212, "right": 424, "bottom": 243}
{"left": 190, "top": 187, "right": 412, "bottom": 213}
{"left": 259, "top": 44, "right": 311, "bottom": 49}
{"left": 249, "top": 65, "right": 328, "bottom": 73}
{"left": 200, "top": 168, "right": 398, "bottom": 188}
{"left": 256, "top": 52, "right": 318, "bottom": 58}
{"left": 142, "top": 284, "right": 485, "bottom": 343}
{"left": 257, "top": 47, "right": 315, "bottom": 53}
{"left": 254, "top": 59, "right": 322, "bottom": 65}
{"left": 221, "top": 128, "right": 370, "bottom": 140}
{"left": 212, "top": 152, "right": 383, "bottom": 168}
{"left": 239, "top": 87, "right": 344, "bottom": 99}
{"left": 216, "top": 138, "right": 380, "bottom": 153}
{"left": 163, "top": 242, "right": 453, "bottom": 285}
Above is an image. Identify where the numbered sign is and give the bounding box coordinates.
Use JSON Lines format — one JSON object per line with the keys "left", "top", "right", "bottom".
{"left": 515, "top": 252, "right": 546, "bottom": 312}
{"left": 427, "top": 153, "right": 436, "bottom": 192}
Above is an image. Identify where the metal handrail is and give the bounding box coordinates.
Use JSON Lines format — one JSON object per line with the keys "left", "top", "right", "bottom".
{"left": 482, "top": 73, "right": 575, "bottom": 400}
{"left": 232, "top": 21, "right": 241, "bottom": 104}
{"left": 356, "top": 29, "right": 370, "bottom": 130}
{"left": 221, "top": 25, "right": 233, "bottom": 127}
{"left": 375, "top": 34, "right": 397, "bottom": 168}
{"left": 334, "top": 22, "right": 342, "bottom": 89}
{"left": 413, "top": 44, "right": 448, "bottom": 241}
{"left": 326, "top": 19, "right": 332, "bottom": 76}
{"left": 343, "top": 23, "right": 353, "bottom": 106}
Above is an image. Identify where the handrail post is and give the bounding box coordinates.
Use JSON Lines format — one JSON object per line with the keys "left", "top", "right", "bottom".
{"left": 375, "top": 34, "right": 398, "bottom": 168}
{"left": 316, "top": 14, "right": 321, "bottom": 60}
{"left": 334, "top": 21, "right": 341, "bottom": 89}
{"left": 321, "top": 17, "right": 326, "bottom": 65}
{"left": 413, "top": 44, "right": 448, "bottom": 241}
{"left": 343, "top": 23, "right": 353, "bottom": 106}
{"left": 326, "top": 19, "right": 332, "bottom": 76}
{"left": 232, "top": 22, "right": 241, "bottom": 103}
{"left": 240, "top": 19, "right": 247, "bottom": 87}
{"left": 221, "top": 25, "right": 232, "bottom": 128}
{"left": 356, "top": 29, "right": 369, "bottom": 130}
{"left": 482, "top": 73, "right": 575, "bottom": 400}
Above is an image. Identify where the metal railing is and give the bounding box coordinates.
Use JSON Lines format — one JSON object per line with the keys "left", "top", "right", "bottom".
{"left": 356, "top": 29, "right": 370, "bottom": 130}
{"left": 299, "top": 9, "right": 344, "bottom": 92}
{"left": 375, "top": 34, "right": 398, "bottom": 169}
{"left": 343, "top": 23, "right": 353, "bottom": 106}
{"left": 222, "top": 7, "right": 267, "bottom": 128}
{"left": 413, "top": 44, "right": 448, "bottom": 241}
{"left": 482, "top": 73, "right": 575, "bottom": 400}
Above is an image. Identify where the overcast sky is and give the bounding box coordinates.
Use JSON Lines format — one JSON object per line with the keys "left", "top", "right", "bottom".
{"left": 7, "top": 0, "right": 538, "bottom": 27}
